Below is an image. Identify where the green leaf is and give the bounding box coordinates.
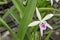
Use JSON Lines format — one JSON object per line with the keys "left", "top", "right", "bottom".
{"left": 3, "top": 6, "right": 32, "bottom": 40}
{"left": 25, "top": 28, "right": 32, "bottom": 40}
{"left": 17, "top": 0, "right": 37, "bottom": 40}
{"left": 3, "top": 6, "right": 20, "bottom": 24}
{"left": 39, "top": 8, "right": 60, "bottom": 11}
{"left": 32, "top": 26, "right": 38, "bottom": 32}
{"left": 11, "top": 0, "right": 25, "bottom": 18}
{"left": 0, "top": 18, "right": 19, "bottom": 40}
{"left": 32, "top": 32, "right": 36, "bottom": 40}
{"left": 10, "top": 7, "right": 20, "bottom": 24}
{"left": 37, "top": 0, "right": 50, "bottom": 7}
{"left": 45, "top": 31, "right": 53, "bottom": 40}
{"left": 54, "top": 14, "right": 60, "bottom": 17}
{"left": 3, "top": 6, "right": 15, "bottom": 19}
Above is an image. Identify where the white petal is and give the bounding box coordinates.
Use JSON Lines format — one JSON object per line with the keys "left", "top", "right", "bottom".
{"left": 28, "top": 21, "right": 40, "bottom": 27}
{"left": 40, "top": 29, "right": 43, "bottom": 36}
{"left": 46, "top": 23, "right": 53, "bottom": 29}
{"left": 42, "top": 14, "right": 54, "bottom": 22}
{"left": 36, "top": 7, "right": 41, "bottom": 21}
{"left": 55, "top": 0, "right": 59, "bottom": 3}
{"left": 51, "top": 0, "right": 53, "bottom": 6}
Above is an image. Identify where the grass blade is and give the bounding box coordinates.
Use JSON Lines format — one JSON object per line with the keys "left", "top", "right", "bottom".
{"left": 12, "top": 0, "right": 25, "bottom": 18}
{"left": 39, "top": 8, "right": 60, "bottom": 11}
{"left": 45, "top": 31, "right": 53, "bottom": 40}
{"left": 17, "top": 0, "right": 37, "bottom": 40}
{"left": 3, "top": 6, "right": 20, "bottom": 23}
{"left": 0, "top": 18, "right": 19, "bottom": 40}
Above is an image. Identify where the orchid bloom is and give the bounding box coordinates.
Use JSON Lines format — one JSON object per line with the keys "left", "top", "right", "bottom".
{"left": 50, "top": 0, "right": 59, "bottom": 6}
{"left": 28, "top": 7, "right": 54, "bottom": 36}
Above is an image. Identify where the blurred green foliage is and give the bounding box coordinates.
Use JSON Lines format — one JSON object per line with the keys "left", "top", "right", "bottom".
{"left": 37, "top": 0, "right": 51, "bottom": 7}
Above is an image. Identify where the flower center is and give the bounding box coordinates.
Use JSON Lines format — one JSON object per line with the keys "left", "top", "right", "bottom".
{"left": 39, "top": 21, "right": 46, "bottom": 30}
{"left": 41, "top": 23, "right": 46, "bottom": 28}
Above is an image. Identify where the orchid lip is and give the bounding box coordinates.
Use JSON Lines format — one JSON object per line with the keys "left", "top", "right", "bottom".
{"left": 39, "top": 21, "right": 47, "bottom": 30}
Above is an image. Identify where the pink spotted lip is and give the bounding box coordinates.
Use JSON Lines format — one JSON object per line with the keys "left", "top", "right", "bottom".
{"left": 39, "top": 21, "right": 47, "bottom": 30}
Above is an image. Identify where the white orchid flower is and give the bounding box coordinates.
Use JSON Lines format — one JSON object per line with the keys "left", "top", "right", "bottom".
{"left": 28, "top": 7, "right": 54, "bottom": 36}
{"left": 50, "top": 0, "right": 59, "bottom": 6}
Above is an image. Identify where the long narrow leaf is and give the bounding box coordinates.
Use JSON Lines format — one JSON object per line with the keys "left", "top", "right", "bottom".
{"left": 17, "top": 0, "right": 37, "bottom": 40}
{"left": 45, "top": 31, "right": 53, "bottom": 40}
{"left": 3, "top": 6, "right": 20, "bottom": 24}
{"left": 0, "top": 18, "right": 19, "bottom": 40}
{"left": 3, "top": 6, "right": 15, "bottom": 19}
{"left": 39, "top": 8, "right": 60, "bottom": 11}
{"left": 11, "top": 0, "right": 25, "bottom": 18}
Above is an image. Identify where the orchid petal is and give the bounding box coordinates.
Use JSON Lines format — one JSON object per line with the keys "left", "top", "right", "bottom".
{"left": 42, "top": 14, "right": 53, "bottom": 22}
{"left": 55, "top": 0, "right": 59, "bottom": 3}
{"left": 28, "top": 21, "right": 40, "bottom": 27}
{"left": 51, "top": 0, "right": 53, "bottom": 6}
{"left": 36, "top": 7, "right": 41, "bottom": 21}
{"left": 46, "top": 23, "right": 53, "bottom": 29}
{"left": 40, "top": 29, "right": 43, "bottom": 36}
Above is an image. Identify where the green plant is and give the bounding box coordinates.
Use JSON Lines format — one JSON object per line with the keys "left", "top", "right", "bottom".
{"left": 0, "top": 0, "right": 60, "bottom": 40}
